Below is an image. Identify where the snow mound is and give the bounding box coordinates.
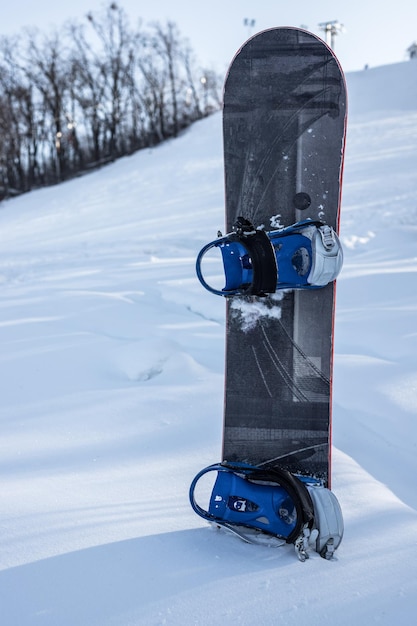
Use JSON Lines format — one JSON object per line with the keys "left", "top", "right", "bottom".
{"left": 346, "top": 59, "right": 417, "bottom": 115}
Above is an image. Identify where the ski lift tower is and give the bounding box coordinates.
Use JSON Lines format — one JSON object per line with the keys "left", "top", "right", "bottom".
{"left": 244, "top": 18, "right": 256, "bottom": 38}
{"left": 407, "top": 42, "right": 417, "bottom": 59}
{"left": 319, "top": 20, "right": 344, "bottom": 50}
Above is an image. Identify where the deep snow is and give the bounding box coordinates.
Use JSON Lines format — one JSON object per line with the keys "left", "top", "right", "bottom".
{"left": 1, "top": 57, "right": 417, "bottom": 625}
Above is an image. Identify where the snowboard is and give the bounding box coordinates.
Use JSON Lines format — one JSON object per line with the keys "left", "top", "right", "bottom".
{"left": 221, "top": 27, "right": 346, "bottom": 487}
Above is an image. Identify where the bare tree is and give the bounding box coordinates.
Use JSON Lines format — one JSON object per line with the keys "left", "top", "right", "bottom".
{"left": 23, "top": 29, "right": 71, "bottom": 181}
{"left": 0, "top": 2, "right": 222, "bottom": 200}
{"left": 136, "top": 32, "right": 170, "bottom": 143}
{"left": 151, "top": 21, "right": 183, "bottom": 137}
{"left": 0, "top": 36, "right": 42, "bottom": 194}
{"left": 183, "top": 45, "right": 203, "bottom": 121}
{"left": 68, "top": 22, "right": 107, "bottom": 164}
{"left": 199, "top": 68, "right": 222, "bottom": 115}
{"left": 85, "top": 3, "right": 133, "bottom": 159}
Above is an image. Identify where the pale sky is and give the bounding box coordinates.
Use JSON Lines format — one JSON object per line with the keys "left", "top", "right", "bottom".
{"left": 1, "top": 0, "right": 417, "bottom": 73}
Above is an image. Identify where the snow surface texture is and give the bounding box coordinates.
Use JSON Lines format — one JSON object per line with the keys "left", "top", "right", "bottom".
{"left": 1, "top": 59, "right": 417, "bottom": 625}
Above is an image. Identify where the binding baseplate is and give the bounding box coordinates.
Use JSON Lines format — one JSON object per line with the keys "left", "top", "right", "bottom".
{"left": 196, "top": 217, "right": 343, "bottom": 297}
{"left": 189, "top": 462, "right": 343, "bottom": 561}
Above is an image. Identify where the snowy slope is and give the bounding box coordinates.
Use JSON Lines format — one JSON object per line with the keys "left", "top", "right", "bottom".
{"left": 1, "top": 59, "right": 417, "bottom": 625}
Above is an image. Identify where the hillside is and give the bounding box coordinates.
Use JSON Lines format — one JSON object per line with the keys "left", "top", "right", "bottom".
{"left": 1, "top": 58, "right": 417, "bottom": 624}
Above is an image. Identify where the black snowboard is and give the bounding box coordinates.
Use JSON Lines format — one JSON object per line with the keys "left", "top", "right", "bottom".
{"left": 222, "top": 27, "right": 346, "bottom": 487}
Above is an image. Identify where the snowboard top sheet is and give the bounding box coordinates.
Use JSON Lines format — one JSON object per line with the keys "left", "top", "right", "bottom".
{"left": 222, "top": 27, "right": 346, "bottom": 486}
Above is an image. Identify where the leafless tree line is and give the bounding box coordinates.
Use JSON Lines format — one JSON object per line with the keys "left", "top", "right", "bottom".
{"left": 0, "top": 3, "right": 222, "bottom": 199}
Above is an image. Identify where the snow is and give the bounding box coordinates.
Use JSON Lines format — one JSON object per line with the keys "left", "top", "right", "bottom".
{"left": 1, "top": 58, "right": 417, "bottom": 625}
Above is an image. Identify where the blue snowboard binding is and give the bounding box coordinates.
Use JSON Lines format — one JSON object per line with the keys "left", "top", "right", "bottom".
{"left": 196, "top": 217, "right": 343, "bottom": 297}
{"left": 190, "top": 462, "right": 344, "bottom": 561}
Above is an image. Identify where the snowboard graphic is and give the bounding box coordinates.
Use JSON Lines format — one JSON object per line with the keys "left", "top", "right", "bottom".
{"left": 222, "top": 27, "right": 346, "bottom": 487}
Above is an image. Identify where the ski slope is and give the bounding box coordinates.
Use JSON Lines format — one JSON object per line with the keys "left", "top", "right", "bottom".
{"left": 1, "top": 58, "right": 417, "bottom": 625}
